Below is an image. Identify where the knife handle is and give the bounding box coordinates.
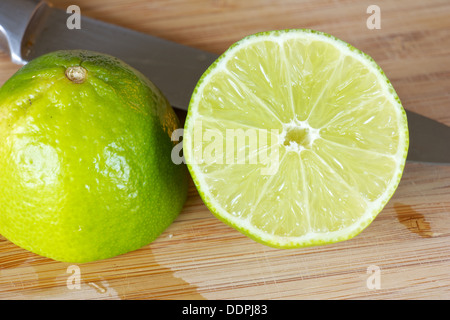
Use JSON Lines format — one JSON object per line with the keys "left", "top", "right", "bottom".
{"left": 0, "top": 0, "right": 47, "bottom": 64}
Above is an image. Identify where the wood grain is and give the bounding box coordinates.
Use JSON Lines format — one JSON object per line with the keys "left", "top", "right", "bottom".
{"left": 0, "top": 0, "right": 449, "bottom": 300}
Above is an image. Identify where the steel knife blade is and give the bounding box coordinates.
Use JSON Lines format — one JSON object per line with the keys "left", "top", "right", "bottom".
{"left": 0, "top": 0, "right": 217, "bottom": 111}
{"left": 0, "top": 0, "right": 449, "bottom": 164}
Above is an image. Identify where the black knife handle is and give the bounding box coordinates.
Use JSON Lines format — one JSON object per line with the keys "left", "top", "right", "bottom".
{"left": 0, "top": 0, "right": 46, "bottom": 64}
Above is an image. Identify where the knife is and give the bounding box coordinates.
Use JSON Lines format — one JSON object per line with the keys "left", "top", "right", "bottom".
{"left": 0, "top": 0, "right": 217, "bottom": 112}
{"left": 0, "top": 0, "right": 449, "bottom": 165}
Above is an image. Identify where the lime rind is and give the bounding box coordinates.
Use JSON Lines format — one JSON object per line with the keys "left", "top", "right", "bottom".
{"left": 0, "top": 50, "right": 188, "bottom": 262}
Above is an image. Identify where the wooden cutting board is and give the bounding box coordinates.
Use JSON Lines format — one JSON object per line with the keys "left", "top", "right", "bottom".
{"left": 0, "top": 0, "right": 449, "bottom": 300}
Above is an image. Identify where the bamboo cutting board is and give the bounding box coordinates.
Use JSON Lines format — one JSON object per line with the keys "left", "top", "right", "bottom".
{"left": 0, "top": 0, "right": 449, "bottom": 300}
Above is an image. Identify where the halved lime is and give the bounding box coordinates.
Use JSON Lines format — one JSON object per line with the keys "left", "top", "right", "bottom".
{"left": 0, "top": 50, "right": 188, "bottom": 262}
{"left": 184, "top": 29, "right": 408, "bottom": 248}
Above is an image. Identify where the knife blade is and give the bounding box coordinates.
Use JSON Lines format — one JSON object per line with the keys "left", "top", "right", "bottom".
{"left": 0, "top": 0, "right": 217, "bottom": 111}
{"left": 406, "top": 111, "right": 450, "bottom": 165}
{"left": 0, "top": 0, "right": 449, "bottom": 164}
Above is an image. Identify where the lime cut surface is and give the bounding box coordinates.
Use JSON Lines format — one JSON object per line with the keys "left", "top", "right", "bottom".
{"left": 184, "top": 29, "right": 409, "bottom": 248}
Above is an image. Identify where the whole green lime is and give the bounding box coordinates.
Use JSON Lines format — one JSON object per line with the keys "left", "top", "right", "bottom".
{"left": 0, "top": 50, "right": 188, "bottom": 263}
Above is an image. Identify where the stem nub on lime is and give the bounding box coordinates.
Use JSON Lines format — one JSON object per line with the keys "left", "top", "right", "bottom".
{"left": 65, "top": 65, "right": 88, "bottom": 83}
